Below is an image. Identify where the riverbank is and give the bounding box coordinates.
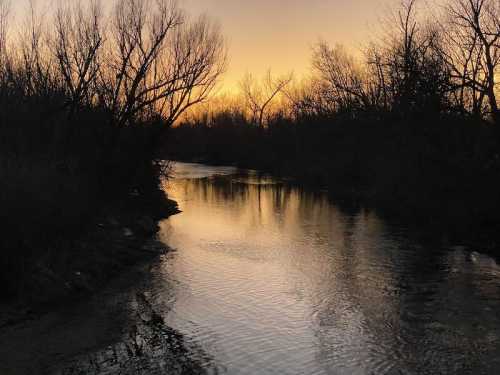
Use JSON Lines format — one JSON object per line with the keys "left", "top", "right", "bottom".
{"left": 0, "top": 183, "right": 180, "bottom": 329}
{"left": 0, "top": 242, "right": 210, "bottom": 375}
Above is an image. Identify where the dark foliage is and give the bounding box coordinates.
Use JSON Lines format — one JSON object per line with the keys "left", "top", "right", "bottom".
{"left": 166, "top": 107, "right": 500, "bottom": 240}
{"left": 0, "top": 0, "right": 225, "bottom": 298}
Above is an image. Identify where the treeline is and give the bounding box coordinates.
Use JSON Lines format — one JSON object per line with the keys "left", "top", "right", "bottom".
{"left": 0, "top": 0, "right": 225, "bottom": 296}
{"left": 167, "top": 0, "right": 500, "bottom": 235}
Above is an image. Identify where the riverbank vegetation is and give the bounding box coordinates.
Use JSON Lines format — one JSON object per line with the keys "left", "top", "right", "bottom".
{"left": 0, "top": 0, "right": 226, "bottom": 300}
{"left": 167, "top": 0, "right": 500, "bottom": 236}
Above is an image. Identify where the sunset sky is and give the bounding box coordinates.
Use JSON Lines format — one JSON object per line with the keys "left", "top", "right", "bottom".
{"left": 183, "top": 0, "right": 388, "bottom": 91}
{"left": 13, "top": 0, "right": 396, "bottom": 92}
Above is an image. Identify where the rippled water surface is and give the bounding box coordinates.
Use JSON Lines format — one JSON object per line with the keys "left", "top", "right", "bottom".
{"left": 155, "top": 162, "right": 500, "bottom": 374}
{"left": 3, "top": 161, "right": 499, "bottom": 375}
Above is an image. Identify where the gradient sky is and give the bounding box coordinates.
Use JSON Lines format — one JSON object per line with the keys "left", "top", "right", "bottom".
{"left": 183, "top": 0, "right": 387, "bottom": 91}
{"left": 13, "top": 0, "right": 393, "bottom": 92}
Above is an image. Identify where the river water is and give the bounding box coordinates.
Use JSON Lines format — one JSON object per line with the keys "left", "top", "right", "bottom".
{"left": 2, "top": 161, "right": 500, "bottom": 374}
{"left": 155, "top": 162, "right": 500, "bottom": 374}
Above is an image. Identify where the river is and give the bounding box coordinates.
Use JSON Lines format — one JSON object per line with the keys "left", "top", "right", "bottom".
{"left": 157, "top": 162, "right": 500, "bottom": 374}
{"left": 3, "top": 161, "right": 500, "bottom": 374}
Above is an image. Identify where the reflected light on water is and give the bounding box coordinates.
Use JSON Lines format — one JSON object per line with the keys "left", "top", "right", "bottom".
{"left": 157, "top": 162, "right": 500, "bottom": 375}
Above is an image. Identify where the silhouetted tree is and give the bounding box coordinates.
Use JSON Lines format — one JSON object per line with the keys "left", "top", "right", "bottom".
{"left": 0, "top": 0, "right": 8, "bottom": 70}
{"left": 283, "top": 78, "right": 337, "bottom": 119}
{"left": 312, "top": 42, "right": 373, "bottom": 113}
{"left": 240, "top": 69, "right": 292, "bottom": 127}
{"left": 16, "top": 0, "right": 54, "bottom": 98}
{"left": 438, "top": 0, "right": 499, "bottom": 123}
{"left": 52, "top": 0, "right": 103, "bottom": 114}
{"left": 97, "top": 0, "right": 226, "bottom": 128}
{"left": 366, "top": 0, "right": 451, "bottom": 116}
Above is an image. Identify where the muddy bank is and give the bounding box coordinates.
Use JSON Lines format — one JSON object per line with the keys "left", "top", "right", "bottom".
{"left": 53, "top": 291, "right": 210, "bottom": 375}
{"left": 0, "top": 184, "right": 214, "bottom": 375}
{"left": 0, "top": 259, "right": 211, "bottom": 375}
{"left": 0, "top": 186, "right": 180, "bottom": 329}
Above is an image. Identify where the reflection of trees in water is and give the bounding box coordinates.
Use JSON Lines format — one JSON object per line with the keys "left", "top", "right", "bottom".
{"left": 303, "top": 210, "right": 404, "bottom": 374}
{"left": 168, "top": 172, "right": 500, "bottom": 374}
{"left": 309, "top": 212, "right": 500, "bottom": 374}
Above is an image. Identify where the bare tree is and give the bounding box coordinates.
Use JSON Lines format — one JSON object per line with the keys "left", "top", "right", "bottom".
{"left": 312, "top": 42, "right": 372, "bottom": 112}
{"left": 240, "top": 69, "right": 292, "bottom": 127}
{"left": 52, "top": 0, "right": 104, "bottom": 113}
{"left": 434, "top": 18, "right": 485, "bottom": 116}
{"left": 439, "top": 0, "right": 499, "bottom": 123}
{"left": 283, "top": 77, "right": 339, "bottom": 118}
{"left": 97, "top": 0, "right": 226, "bottom": 128}
{"left": 0, "top": 0, "right": 9, "bottom": 70}
{"left": 365, "top": 45, "right": 391, "bottom": 111}
{"left": 15, "top": 0, "right": 54, "bottom": 98}
{"left": 155, "top": 15, "right": 227, "bottom": 125}
{"left": 97, "top": 0, "right": 183, "bottom": 126}
{"left": 363, "top": 0, "right": 451, "bottom": 116}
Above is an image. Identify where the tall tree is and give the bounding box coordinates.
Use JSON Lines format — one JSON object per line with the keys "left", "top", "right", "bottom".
{"left": 440, "top": 0, "right": 499, "bottom": 123}
{"left": 52, "top": 0, "right": 104, "bottom": 113}
{"left": 97, "top": 0, "right": 226, "bottom": 128}
{"left": 240, "top": 69, "right": 292, "bottom": 127}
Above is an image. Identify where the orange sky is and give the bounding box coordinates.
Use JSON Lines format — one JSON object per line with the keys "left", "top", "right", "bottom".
{"left": 13, "top": 0, "right": 396, "bottom": 92}
{"left": 183, "top": 0, "right": 388, "bottom": 92}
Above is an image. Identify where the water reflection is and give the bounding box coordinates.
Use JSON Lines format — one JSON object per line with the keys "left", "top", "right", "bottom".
{"left": 158, "top": 162, "right": 500, "bottom": 375}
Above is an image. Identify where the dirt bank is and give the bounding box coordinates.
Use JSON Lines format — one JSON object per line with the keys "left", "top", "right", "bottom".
{"left": 0, "top": 186, "right": 180, "bottom": 330}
